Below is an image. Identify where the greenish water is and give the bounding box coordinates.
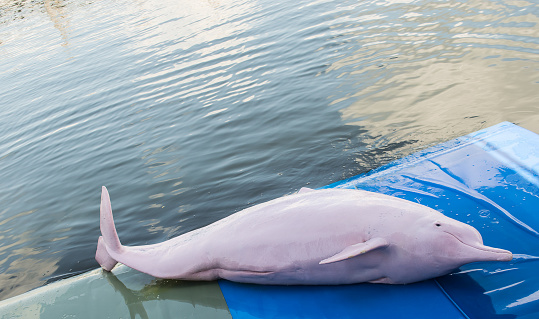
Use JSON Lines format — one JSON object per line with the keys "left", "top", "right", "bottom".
{"left": 0, "top": 0, "right": 537, "bottom": 300}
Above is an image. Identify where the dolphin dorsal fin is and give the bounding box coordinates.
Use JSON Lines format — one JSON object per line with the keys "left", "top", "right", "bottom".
{"left": 319, "top": 237, "right": 389, "bottom": 265}
{"left": 298, "top": 187, "right": 316, "bottom": 194}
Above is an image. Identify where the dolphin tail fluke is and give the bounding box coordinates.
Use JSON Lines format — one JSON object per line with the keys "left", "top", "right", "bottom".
{"left": 96, "top": 236, "right": 118, "bottom": 271}
{"left": 95, "top": 186, "right": 122, "bottom": 271}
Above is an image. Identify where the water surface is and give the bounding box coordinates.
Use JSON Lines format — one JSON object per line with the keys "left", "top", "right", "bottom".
{"left": 0, "top": 0, "right": 538, "bottom": 300}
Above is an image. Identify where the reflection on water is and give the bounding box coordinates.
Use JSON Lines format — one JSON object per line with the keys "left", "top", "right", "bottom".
{"left": 0, "top": 266, "right": 232, "bottom": 318}
{"left": 44, "top": 0, "right": 70, "bottom": 47}
{"left": 0, "top": 0, "right": 537, "bottom": 301}
{"left": 328, "top": 0, "right": 539, "bottom": 146}
{"left": 103, "top": 271, "right": 230, "bottom": 319}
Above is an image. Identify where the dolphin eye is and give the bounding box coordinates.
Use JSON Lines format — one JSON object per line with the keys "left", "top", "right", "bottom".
{"left": 435, "top": 223, "right": 442, "bottom": 227}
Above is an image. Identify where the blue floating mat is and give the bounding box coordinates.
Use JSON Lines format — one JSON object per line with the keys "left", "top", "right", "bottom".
{"left": 220, "top": 122, "right": 539, "bottom": 319}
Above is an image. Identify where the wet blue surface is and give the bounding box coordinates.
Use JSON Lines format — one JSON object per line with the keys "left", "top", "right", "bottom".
{"left": 220, "top": 280, "right": 464, "bottom": 319}
{"left": 221, "top": 122, "right": 539, "bottom": 318}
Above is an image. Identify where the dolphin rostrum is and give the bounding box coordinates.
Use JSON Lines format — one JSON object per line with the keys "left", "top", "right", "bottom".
{"left": 95, "top": 186, "right": 512, "bottom": 284}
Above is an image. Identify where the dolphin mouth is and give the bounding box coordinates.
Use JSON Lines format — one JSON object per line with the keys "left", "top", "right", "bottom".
{"left": 444, "top": 231, "right": 513, "bottom": 262}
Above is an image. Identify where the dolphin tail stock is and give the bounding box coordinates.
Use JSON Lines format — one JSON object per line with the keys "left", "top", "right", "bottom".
{"left": 95, "top": 186, "right": 122, "bottom": 271}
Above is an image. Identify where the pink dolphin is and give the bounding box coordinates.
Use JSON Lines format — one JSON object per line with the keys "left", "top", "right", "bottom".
{"left": 96, "top": 186, "right": 512, "bottom": 284}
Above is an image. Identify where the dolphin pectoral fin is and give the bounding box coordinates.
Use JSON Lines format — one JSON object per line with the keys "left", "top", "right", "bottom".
{"left": 298, "top": 187, "right": 316, "bottom": 194}
{"left": 319, "top": 237, "right": 389, "bottom": 265}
